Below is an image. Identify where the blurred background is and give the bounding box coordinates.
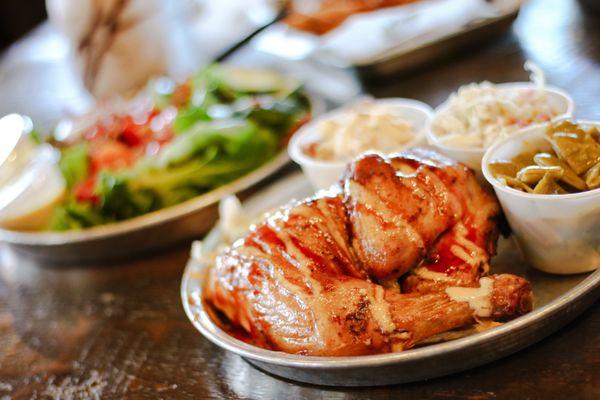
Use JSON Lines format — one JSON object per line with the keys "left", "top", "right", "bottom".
{"left": 0, "top": 0, "right": 598, "bottom": 130}
{"left": 0, "top": 1, "right": 46, "bottom": 49}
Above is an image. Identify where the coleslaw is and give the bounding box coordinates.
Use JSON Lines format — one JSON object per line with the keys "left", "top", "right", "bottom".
{"left": 431, "top": 64, "right": 561, "bottom": 149}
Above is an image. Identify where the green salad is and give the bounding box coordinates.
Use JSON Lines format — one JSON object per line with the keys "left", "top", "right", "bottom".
{"left": 48, "top": 65, "right": 311, "bottom": 230}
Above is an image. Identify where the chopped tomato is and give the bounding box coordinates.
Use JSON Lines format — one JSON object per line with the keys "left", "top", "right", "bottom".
{"left": 120, "top": 125, "right": 143, "bottom": 147}
{"left": 90, "top": 142, "right": 137, "bottom": 173}
{"left": 120, "top": 117, "right": 144, "bottom": 147}
{"left": 70, "top": 107, "right": 176, "bottom": 206}
{"left": 74, "top": 177, "right": 100, "bottom": 205}
{"left": 74, "top": 141, "right": 138, "bottom": 205}
{"left": 117, "top": 108, "right": 169, "bottom": 148}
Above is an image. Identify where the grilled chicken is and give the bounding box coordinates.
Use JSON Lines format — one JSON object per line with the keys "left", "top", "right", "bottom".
{"left": 344, "top": 149, "right": 500, "bottom": 284}
{"left": 206, "top": 150, "right": 532, "bottom": 356}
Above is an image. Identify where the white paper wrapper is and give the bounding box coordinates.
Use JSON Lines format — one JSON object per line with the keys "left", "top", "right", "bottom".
{"left": 46, "top": 0, "right": 199, "bottom": 98}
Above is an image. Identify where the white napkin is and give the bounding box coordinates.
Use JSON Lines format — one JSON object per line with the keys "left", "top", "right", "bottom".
{"left": 46, "top": 0, "right": 199, "bottom": 98}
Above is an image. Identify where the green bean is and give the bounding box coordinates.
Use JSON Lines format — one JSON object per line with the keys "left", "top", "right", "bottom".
{"left": 533, "top": 153, "right": 588, "bottom": 191}
{"left": 546, "top": 121, "right": 600, "bottom": 175}
{"left": 516, "top": 165, "right": 563, "bottom": 185}
{"left": 585, "top": 162, "right": 600, "bottom": 189}
{"left": 497, "top": 174, "right": 534, "bottom": 193}
{"left": 533, "top": 172, "right": 568, "bottom": 195}
{"left": 491, "top": 121, "right": 600, "bottom": 194}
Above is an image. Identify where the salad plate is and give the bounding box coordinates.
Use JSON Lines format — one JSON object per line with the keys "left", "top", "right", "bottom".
{"left": 181, "top": 172, "right": 600, "bottom": 386}
{"left": 0, "top": 65, "right": 325, "bottom": 263}
{"left": 0, "top": 152, "right": 292, "bottom": 263}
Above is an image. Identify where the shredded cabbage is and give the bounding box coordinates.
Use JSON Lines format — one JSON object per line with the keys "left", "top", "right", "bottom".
{"left": 432, "top": 62, "right": 560, "bottom": 149}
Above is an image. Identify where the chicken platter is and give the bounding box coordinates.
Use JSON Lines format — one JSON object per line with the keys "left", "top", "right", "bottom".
{"left": 204, "top": 149, "right": 533, "bottom": 356}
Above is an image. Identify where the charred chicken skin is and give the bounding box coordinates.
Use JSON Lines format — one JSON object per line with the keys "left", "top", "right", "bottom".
{"left": 206, "top": 150, "right": 532, "bottom": 356}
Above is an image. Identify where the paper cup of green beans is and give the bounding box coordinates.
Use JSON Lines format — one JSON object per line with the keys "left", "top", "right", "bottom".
{"left": 482, "top": 119, "right": 600, "bottom": 274}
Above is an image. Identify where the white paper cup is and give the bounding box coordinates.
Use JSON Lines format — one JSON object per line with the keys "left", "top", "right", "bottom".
{"left": 482, "top": 121, "right": 600, "bottom": 274}
{"left": 428, "top": 82, "right": 574, "bottom": 173}
{"left": 289, "top": 98, "right": 433, "bottom": 190}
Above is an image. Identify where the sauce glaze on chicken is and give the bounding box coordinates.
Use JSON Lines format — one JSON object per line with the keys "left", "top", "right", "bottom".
{"left": 206, "top": 149, "right": 532, "bottom": 356}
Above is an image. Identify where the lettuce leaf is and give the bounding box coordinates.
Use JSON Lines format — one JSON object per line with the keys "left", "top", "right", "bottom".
{"left": 58, "top": 144, "right": 89, "bottom": 188}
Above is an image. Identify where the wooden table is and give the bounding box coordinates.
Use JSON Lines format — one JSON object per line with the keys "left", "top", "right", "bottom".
{"left": 1, "top": 0, "right": 599, "bottom": 398}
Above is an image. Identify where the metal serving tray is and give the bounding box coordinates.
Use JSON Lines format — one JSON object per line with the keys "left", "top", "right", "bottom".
{"left": 0, "top": 94, "right": 325, "bottom": 264}
{"left": 355, "top": 8, "right": 520, "bottom": 80}
{"left": 0, "top": 153, "right": 293, "bottom": 263}
{"left": 252, "top": 0, "right": 521, "bottom": 81}
{"left": 181, "top": 172, "right": 600, "bottom": 387}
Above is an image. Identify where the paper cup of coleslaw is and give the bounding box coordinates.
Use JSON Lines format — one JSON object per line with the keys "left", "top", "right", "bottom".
{"left": 427, "top": 81, "right": 574, "bottom": 173}
{"left": 289, "top": 97, "right": 433, "bottom": 190}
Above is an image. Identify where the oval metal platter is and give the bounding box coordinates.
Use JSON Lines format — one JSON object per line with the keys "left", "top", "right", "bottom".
{"left": 181, "top": 172, "right": 600, "bottom": 387}
{"left": 0, "top": 98, "right": 326, "bottom": 264}
{"left": 0, "top": 153, "right": 292, "bottom": 263}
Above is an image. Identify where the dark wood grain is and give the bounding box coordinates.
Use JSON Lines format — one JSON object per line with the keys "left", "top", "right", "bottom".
{"left": 0, "top": 0, "right": 599, "bottom": 398}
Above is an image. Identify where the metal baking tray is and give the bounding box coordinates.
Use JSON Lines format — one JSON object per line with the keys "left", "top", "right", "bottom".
{"left": 181, "top": 172, "right": 600, "bottom": 387}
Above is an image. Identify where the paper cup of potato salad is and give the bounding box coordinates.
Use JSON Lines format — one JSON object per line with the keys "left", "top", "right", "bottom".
{"left": 482, "top": 119, "right": 600, "bottom": 274}
{"left": 289, "top": 97, "right": 433, "bottom": 189}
